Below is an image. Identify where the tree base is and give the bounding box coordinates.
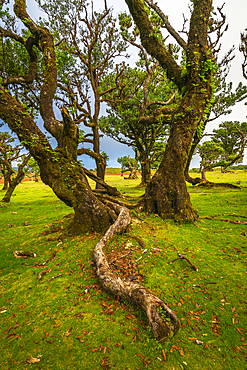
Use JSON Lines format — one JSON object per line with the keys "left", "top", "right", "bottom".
{"left": 139, "top": 172, "right": 198, "bottom": 223}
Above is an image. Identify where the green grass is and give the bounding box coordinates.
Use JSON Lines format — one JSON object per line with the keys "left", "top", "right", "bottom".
{"left": 0, "top": 171, "right": 246, "bottom": 369}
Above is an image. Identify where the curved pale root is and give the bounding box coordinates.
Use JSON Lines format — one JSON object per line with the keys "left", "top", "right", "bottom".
{"left": 93, "top": 207, "right": 180, "bottom": 343}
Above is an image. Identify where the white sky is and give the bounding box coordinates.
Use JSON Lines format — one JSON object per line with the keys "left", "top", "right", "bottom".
{"left": 6, "top": 0, "right": 247, "bottom": 167}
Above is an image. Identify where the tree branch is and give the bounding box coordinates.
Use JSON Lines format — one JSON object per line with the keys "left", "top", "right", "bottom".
{"left": 13, "top": 0, "right": 63, "bottom": 144}
{"left": 144, "top": 0, "right": 187, "bottom": 50}
{"left": 125, "top": 0, "right": 184, "bottom": 90}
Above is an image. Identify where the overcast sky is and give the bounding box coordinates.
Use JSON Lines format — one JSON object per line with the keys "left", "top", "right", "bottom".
{"left": 4, "top": 0, "right": 247, "bottom": 168}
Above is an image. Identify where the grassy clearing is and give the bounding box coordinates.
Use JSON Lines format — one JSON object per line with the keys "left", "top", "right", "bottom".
{"left": 0, "top": 171, "right": 246, "bottom": 369}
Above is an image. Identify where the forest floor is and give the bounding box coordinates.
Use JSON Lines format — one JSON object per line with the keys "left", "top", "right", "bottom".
{"left": 0, "top": 170, "right": 246, "bottom": 369}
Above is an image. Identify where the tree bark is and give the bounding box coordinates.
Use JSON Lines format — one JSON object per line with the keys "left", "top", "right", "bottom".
{"left": 184, "top": 136, "right": 203, "bottom": 185}
{"left": 127, "top": 155, "right": 138, "bottom": 179}
{"left": 201, "top": 168, "right": 207, "bottom": 181}
{"left": 139, "top": 112, "right": 199, "bottom": 222}
{"left": 83, "top": 167, "right": 120, "bottom": 196}
{"left": 1, "top": 172, "right": 10, "bottom": 191}
{"left": 140, "top": 160, "right": 151, "bottom": 186}
{"left": 95, "top": 155, "right": 107, "bottom": 189}
{"left": 94, "top": 206, "right": 180, "bottom": 343}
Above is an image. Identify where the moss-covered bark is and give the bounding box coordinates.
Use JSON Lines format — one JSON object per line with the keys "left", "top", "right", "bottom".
{"left": 140, "top": 161, "right": 151, "bottom": 186}
{"left": 1, "top": 172, "right": 10, "bottom": 191}
{"left": 126, "top": 0, "right": 214, "bottom": 222}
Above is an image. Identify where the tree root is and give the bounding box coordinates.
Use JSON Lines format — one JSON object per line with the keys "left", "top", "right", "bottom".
{"left": 97, "top": 193, "right": 138, "bottom": 209}
{"left": 37, "top": 268, "right": 51, "bottom": 280}
{"left": 223, "top": 214, "right": 247, "bottom": 220}
{"left": 94, "top": 206, "right": 180, "bottom": 343}
{"left": 202, "top": 216, "right": 247, "bottom": 225}
{"left": 197, "top": 181, "right": 241, "bottom": 189}
{"left": 42, "top": 251, "right": 57, "bottom": 266}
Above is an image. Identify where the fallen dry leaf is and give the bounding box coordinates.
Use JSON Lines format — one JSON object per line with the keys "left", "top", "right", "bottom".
{"left": 162, "top": 349, "right": 166, "bottom": 361}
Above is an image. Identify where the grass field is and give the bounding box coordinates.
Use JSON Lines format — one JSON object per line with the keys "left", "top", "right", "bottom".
{"left": 0, "top": 170, "right": 246, "bottom": 369}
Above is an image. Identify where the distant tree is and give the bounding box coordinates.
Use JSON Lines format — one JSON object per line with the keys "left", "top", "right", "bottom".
{"left": 117, "top": 156, "right": 133, "bottom": 176}
{"left": 0, "top": 132, "right": 30, "bottom": 202}
{"left": 197, "top": 141, "right": 224, "bottom": 181}
{"left": 100, "top": 60, "right": 172, "bottom": 185}
{"left": 212, "top": 121, "right": 247, "bottom": 172}
{"left": 197, "top": 121, "right": 247, "bottom": 180}
{"left": 0, "top": 132, "right": 19, "bottom": 190}
{"left": 117, "top": 155, "right": 140, "bottom": 178}
{"left": 26, "top": 157, "right": 40, "bottom": 182}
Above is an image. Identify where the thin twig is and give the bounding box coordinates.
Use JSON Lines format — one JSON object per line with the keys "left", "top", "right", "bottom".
{"left": 48, "top": 273, "right": 63, "bottom": 282}
{"left": 168, "top": 253, "right": 198, "bottom": 271}
{"left": 42, "top": 251, "right": 57, "bottom": 266}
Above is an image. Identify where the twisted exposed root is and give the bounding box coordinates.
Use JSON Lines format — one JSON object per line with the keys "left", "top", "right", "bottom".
{"left": 93, "top": 207, "right": 180, "bottom": 343}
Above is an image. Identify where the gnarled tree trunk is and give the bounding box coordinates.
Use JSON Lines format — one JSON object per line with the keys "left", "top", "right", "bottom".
{"left": 0, "top": 88, "right": 114, "bottom": 234}
{"left": 201, "top": 168, "right": 207, "bottom": 181}
{"left": 139, "top": 106, "right": 200, "bottom": 222}
{"left": 126, "top": 0, "right": 214, "bottom": 222}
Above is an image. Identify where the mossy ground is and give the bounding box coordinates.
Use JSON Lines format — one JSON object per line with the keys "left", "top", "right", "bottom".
{"left": 0, "top": 170, "right": 246, "bottom": 369}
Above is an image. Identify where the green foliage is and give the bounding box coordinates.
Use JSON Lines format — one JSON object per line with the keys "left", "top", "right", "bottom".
{"left": 0, "top": 132, "right": 24, "bottom": 179}
{"left": 212, "top": 121, "right": 247, "bottom": 168}
{"left": 211, "top": 79, "right": 247, "bottom": 121}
